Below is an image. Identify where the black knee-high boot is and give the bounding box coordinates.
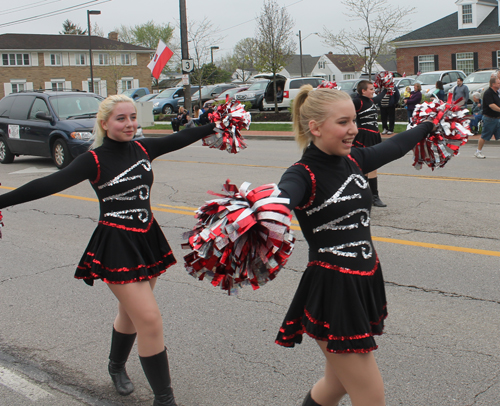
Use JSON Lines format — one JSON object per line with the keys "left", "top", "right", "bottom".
{"left": 302, "top": 390, "right": 322, "bottom": 406}
{"left": 140, "top": 348, "right": 177, "bottom": 406}
{"left": 108, "top": 328, "right": 136, "bottom": 396}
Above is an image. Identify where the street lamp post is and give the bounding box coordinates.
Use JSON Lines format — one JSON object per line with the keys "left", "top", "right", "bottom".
{"left": 87, "top": 10, "right": 101, "bottom": 93}
{"left": 297, "top": 30, "right": 318, "bottom": 77}
{"left": 210, "top": 46, "right": 219, "bottom": 64}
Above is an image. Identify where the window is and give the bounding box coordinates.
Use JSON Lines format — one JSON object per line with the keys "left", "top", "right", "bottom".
{"left": 418, "top": 55, "right": 435, "bottom": 73}
{"left": 75, "top": 54, "right": 86, "bottom": 65}
{"left": 88, "top": 80, "right": 101, "bottom": 95}
{"left": 50, "top": 53, "right": 62, "bottom": 66}
{"left": 318, "top": 61, "right": 326, "bottom": 69}
{"left": 121, "top": 54, "right": 131, "bottom": 65}
{"left": 52, "top": 82, "right": 64, "bottom": 91}
{"left": 462, "top": 4, "right": 472, "bottom": 24}
{"left": 29, "top": 98, "right": 50, "bottom": 120}
{"left": 122, "top": 80, "right": 133, "bottom": 90}
{"left": 12, "top": 83, "right": 25, "bottom": 93}
{"left": 456, "top": 52, "right": 474, "bottom": 75}
{"left": 343, "top": 74, "right": 355, "bottom": 80}
{"left": 98, "top": 53, "right": 109, "bottom": 65}
{"left": 2, "top": 53, "right": 30, "bottom": 66}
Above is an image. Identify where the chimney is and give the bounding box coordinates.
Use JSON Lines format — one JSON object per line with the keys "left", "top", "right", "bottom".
{"left": 108, "top": 31, "right": 119, "bottom": 41}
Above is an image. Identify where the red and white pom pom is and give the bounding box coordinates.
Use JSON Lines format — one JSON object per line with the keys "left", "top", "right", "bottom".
{"left": 317, "top": 81, "right": 338, "bottom": 89}
{"left": 373, "top": 71, "right": 394, "bottom": 95}
{"left": 409, "top": 93, "right": 471, "bottom": 170}
{"left": 182, "top": 180, "right": 295, "bottom": 295}
{"left": 0, "top": 210, "right": 3, "bottom": 239}
{"left": 202, "top": 98, "right": 251, "bottom": 154}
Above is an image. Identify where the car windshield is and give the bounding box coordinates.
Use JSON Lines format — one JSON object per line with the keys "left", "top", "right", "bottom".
{"left": 415, "top": 73, "right": 440, "bottom": 85}
{"left": 156, "top": 88, "right": 177, "bottom": 98}
{"left": 247, "top": 81, "right": 268, "bottom": 91}
{"left": 49, "top": 95, "right": 102, "bottom": 120}
{"left": 219, "top": 88, "right": 239, "bottom": 98}
{"left": 337, "top": 81, "right": 356, "bottom": 91}
{"left": 121, "top": 89, "right": 136, "bottom": 97}
{"left": 136, "top": 94, "right": 156, "bottom": 102}
{"left": 464, "top": 72, "right": 494, "bottom": 84}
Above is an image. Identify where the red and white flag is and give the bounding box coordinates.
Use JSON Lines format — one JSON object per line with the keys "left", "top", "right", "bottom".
{"left": 147, "top": 39, "right": 173, "bottom": 79}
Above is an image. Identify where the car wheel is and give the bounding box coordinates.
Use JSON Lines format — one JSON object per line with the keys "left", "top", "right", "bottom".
{"left": 163, "top": 105, "right": 173, "bottom": 114}
{"left": 258, "top": 99, "right": 264, "bottom": 111}
{"left": 0, "top": 138, "right": 15, "bottom": 164}
{"left": 52, "top": 139, "right": 73, "bottom": 169}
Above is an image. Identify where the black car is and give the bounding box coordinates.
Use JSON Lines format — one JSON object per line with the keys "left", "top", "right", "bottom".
{"left": 0, "top": 90, "right": 142, "bottom": 169}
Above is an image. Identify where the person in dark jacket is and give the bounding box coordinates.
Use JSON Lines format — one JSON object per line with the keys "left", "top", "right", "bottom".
{"left": 378, "top": 86, "right": 400, "bottom": 135}
{"left": 432, "top": 81, "right": 446, "bottom": 102}
{"left": 404, "top": 83, "right": 422, "bottom": 122}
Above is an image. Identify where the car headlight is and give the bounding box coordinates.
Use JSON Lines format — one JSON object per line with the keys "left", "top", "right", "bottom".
{"left": 153, "top": 102, "right": 159, "bottom": 107}
{"left": 70, "top": 131, "right": 93, "bottom": 141}
{"left": 247, "top": 93, "right": 256, "bottom": 97}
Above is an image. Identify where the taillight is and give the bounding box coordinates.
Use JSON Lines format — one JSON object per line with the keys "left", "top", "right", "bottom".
{"left": 283, "top": 91, "right": 289, "bottom": 98}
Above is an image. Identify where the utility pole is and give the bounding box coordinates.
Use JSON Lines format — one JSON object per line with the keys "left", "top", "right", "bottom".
{"left": 179, "top": 0, "right": 191, "bottom": 113}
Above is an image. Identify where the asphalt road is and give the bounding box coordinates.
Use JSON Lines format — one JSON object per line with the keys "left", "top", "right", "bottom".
{"left": 0, "top": 139, "right": 499, "bottom": 406}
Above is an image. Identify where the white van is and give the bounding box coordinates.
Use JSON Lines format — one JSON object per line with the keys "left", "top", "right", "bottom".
{"left": 255, "top": 74, "right": 324, "bottom": 110}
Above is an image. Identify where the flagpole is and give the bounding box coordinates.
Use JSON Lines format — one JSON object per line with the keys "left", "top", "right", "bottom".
{"left": 180, "top": 0, "right": 191, "bottom": 114}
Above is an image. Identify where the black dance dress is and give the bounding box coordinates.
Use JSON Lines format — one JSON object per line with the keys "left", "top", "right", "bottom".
{"left": 0, "top": 124, "right": 215, "bottom": 286}
{"left": 352, "top": 90, "right": 386, "bottom": 148}
{"left": 275, "top": 122, "right": 433, "bottom": 353}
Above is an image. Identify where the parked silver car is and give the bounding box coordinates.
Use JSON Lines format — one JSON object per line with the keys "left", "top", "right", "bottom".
{"left": 448, "top": 69, "right": 496, "bottom": 103}
{"left": 415, "top": 70, "right": 466, "bottom": 97}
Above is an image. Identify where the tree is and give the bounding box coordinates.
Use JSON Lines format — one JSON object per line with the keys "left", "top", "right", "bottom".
{"left": 321, "top": 0, "right": 414, "bottom": 77}
{"left": 255, "top": 0, "right": 295, "bottom": 112}
{"left": 230, "top": 38, "right": 260, "bottom": 83}
{"left": 187, "top": 17, "right": 224, "bottom": 106}
{"left": 60, "top": 19, "right": 86, "bottom": 35}
{"left": 114, "top": 21, "right": 177, "bottom": 86}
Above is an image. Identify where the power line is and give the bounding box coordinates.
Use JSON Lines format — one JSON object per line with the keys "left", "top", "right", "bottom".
{"left": 0, "top": 0, "right": 111, "bottom": 29}
{"left": 0, "top": 0, "right": 64, "bottom": 16}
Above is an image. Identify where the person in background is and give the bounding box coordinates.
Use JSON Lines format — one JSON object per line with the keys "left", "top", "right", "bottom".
{"left": 452, "top": 77, "right": 469, "bottom": 103}
{"left": 470, "top": 92, "right": 482, "bottom": 135}
{"left": 275, "top": 85, "right": 434, "bottom": 406}
{"left": 171, "top": 106, "right": 190, "bottom": 133}
{"left": 432, "top": 81, "right": 446, "bottom": 102}
{"left": 276, "top": 85, "right": 284, "bottom": 103}
{"left": 378, "top": 86, "right": 400, "bottom": 136}
{"left": 0, "top": 95, "right": 218, "bottom": 406}
{"left": 352, "top": 80, "right": 387, "bottom": 207}
{"left": 474, "top": 77, "right": 500, "bottom": 158}
{"left": 404, "top": 83, "right": 422, "bottom": 123}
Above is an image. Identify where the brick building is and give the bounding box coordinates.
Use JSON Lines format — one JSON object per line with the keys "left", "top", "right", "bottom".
{"left": 0, "top": 33, "right": 153, "bottom": 98}
{"left": 393, "top": 0, "right": 500, "bottom": 76}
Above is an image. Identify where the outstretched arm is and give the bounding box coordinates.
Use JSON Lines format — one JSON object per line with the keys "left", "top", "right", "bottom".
{"left": 140, "top": 123, "right": 216, "bottom": 160}
{"left": 0, "top": 152, "right": 96, "bottom": 209}
{"left": 351, "top": 121, "right": 434, "bottom": 174}
{"left": 278, "top": 164, "right": 313, "bottom": 210}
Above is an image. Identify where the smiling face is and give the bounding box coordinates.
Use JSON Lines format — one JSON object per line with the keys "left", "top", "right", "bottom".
{"left": 309, "top": 99, "right": 358, "bottom": 156}
{"left": 361, "top": 83, "right": 375, "bottom": 98}
{"left": 101, "top": 102, "right": 138, "bottom": 142}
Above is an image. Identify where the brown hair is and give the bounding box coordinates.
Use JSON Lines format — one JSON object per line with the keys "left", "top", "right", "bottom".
{"left": 293, "top": 85, "right": 352, "bottom": 152}
{"left": 356, "top": 80, "right": 372, "bottom": 95}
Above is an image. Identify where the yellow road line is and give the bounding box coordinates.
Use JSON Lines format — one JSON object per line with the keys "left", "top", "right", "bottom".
{"left": 155, "top": 160, "right": 500, "bottom": 184}
{"left": 1, "top": 187, "right": 498, "bottom": 257}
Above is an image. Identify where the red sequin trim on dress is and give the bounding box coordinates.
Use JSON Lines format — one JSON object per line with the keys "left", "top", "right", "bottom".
{"left": 358, "top": 127, "right": 380, "bottom": 134}
{"left": 304, "top": 308, "right": 330, "bottom": 329}
{"left": 293, "top": 163, "right": 316, "bottom": 210}
{"left": 76, "top": 268, "right": 169, "bottom": 284}
{"left": 99, "top": 216, "right": 154, "bottom": 233}
{"left": 326, "top": 345, "right": 378, "bottom": 354}
{"left": 370, "top": 304, "right": 387, "bottom": 326}
{"left": 77, "top": 250, "right": 175, "bottom": 273}
{"left": 347, "top": 155, "right": 362, "bottom": 171}
{"left": 135, "top": 141, "right": 150, "bottom": 159}
{"left": 307, "top": 257, "right": 379, "bottom": 276}
{"left": 90, "top": 150, "right": 101, "bottom": 184}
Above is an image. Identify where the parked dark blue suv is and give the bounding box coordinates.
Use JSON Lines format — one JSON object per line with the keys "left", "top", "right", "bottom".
{"left": 0, "top": 90, "right": 142, "bottom": 169}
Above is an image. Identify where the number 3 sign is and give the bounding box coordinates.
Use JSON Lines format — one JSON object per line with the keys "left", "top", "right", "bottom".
{"left": 181, "top": 59, "right": 194, "bottom": 73}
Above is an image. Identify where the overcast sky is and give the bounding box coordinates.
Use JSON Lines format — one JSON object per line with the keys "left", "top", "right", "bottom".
{"left": 2, "top": 0, "right": 458, "bottom": 57}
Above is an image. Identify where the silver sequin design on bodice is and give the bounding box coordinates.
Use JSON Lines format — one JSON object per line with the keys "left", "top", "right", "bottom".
{"left": 100, "top": 159, "right": 152, "bottom": 224}
{"left": 309, "top": 174, "right": 373, "bottom": 259}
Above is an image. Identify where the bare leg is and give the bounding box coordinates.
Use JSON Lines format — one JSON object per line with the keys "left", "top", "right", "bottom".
{"left": 478, "top": 138, "right": 485, "bottom": 151}
{"left": 108, "top": 279, "right": 164, "bottom": 357}
{"left": 315, "top": 340, "right": 385, "bottom": 406}
{"left": 113, "top": 277, "right": 158, "bottom": 334}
